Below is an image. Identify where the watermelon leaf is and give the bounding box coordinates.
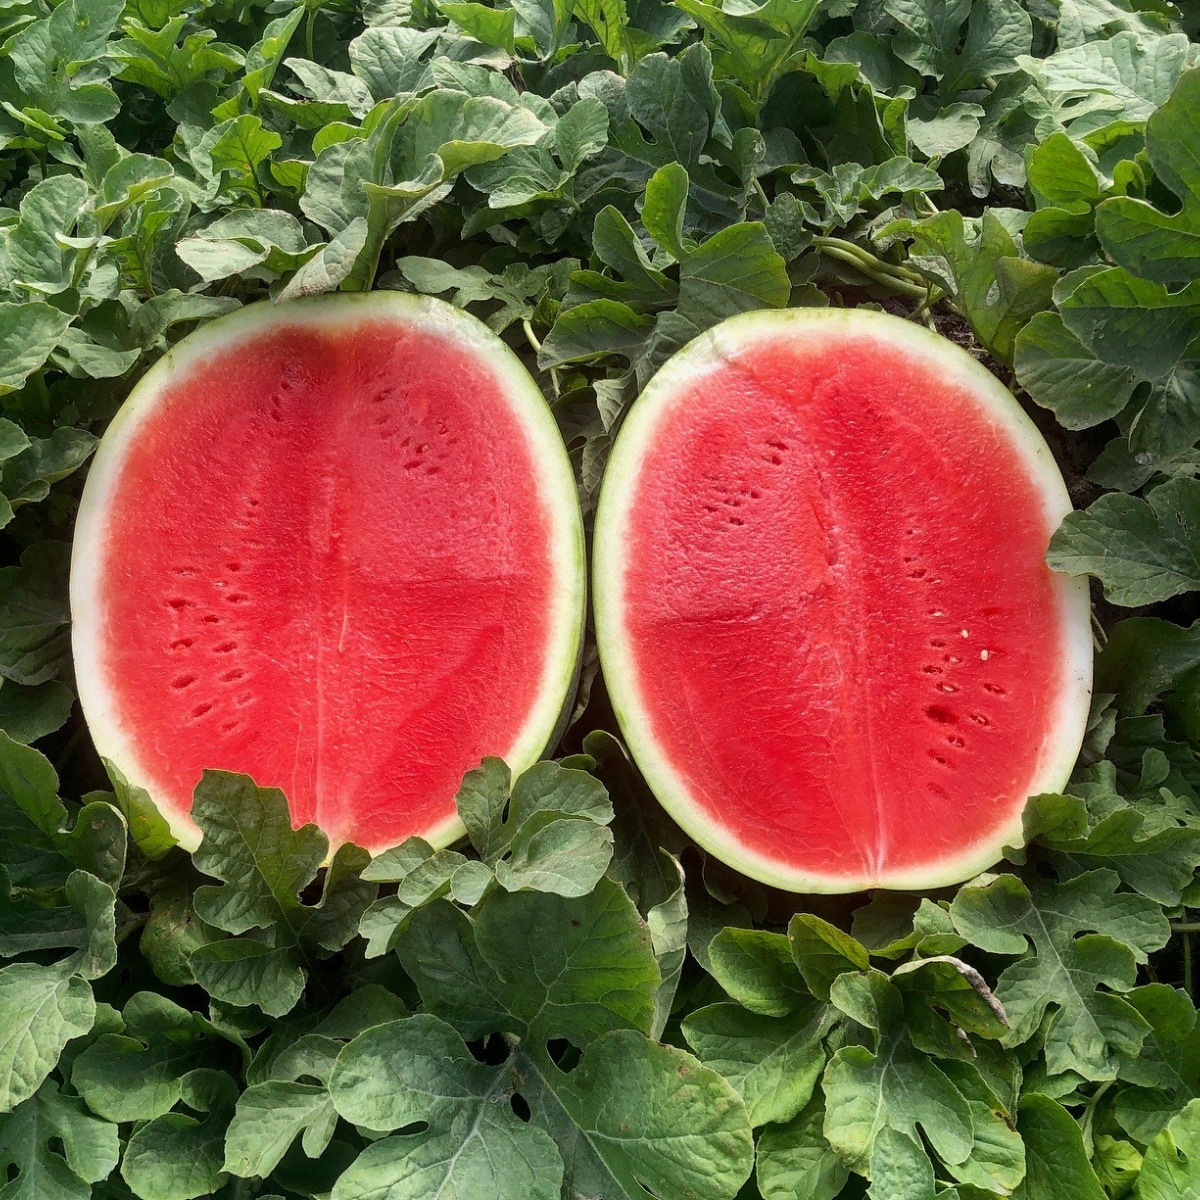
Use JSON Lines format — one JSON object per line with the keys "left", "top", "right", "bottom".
{"left": 0, "top": 1079, "right": 119, "bottom": 1200}
{"left": 71, "top": 993, "right": 228, "bottom": 1123}
{"left": 1095, "top": 69, "right": 1200, "bottom": 285}
{"left": 1014, "top": 1093, "right": 1108, "bottom": 1200}
{"left": 0, "top": 966, "right": 98, "bottom": 1113}
{"left": 221, "top": 994, "right": 398, "bottom": 1183}
{"left": 1023, "top": 787, "right": 1200, "bottom": 906}
{"left": 188, "top": 772, "right": 375, "bottom": 1016}
{"left": 397, "top": 878, "right": 661, "bottom": 1046}
{"left": 755, "top": 1097, "right": 849, "bottom": 1200}
{"left": 819, "top": 970, "right": 1001, "bottom": 1190}
{"left": 950, "top": 870, "right": 1168, "bottom": 1080}
{"left": 706, "top": 927, "right": 808, "bottom": 1016}
{"left": 1048, "top": 477, "right": 1200, "bottom": 606}
{"left": 328, "top": 1013, "right": 563, "bottom": 1200}
{"left": 681, "top": 998, "right": 833, "bottom": 1126}
{"left": 509, "top": 1030, "right": 754, "bottom": 1200}
{"left": 0, "top": 543, "right": 73, "bottom": 689}
{"left": 1135, "top": 1096, "right": 1200, "bottom": 1200}
{"left": 119, "top": 1069, "right": 236, "bottom": 1200}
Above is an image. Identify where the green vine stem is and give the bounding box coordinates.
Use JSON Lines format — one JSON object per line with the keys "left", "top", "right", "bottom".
{"left": 813, "top": 236, "right": 930, "bottom": 298}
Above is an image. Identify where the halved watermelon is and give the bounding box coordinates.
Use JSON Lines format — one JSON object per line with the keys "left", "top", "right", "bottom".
{"left": 594, "top": 308, "right": 1092, "bottom": 893}
{"left": 72, "top": 294, "right": 585, "bottom": 854}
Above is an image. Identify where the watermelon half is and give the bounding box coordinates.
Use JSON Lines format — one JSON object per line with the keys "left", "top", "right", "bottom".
{"left": 71, "top": 294, "right": 585, "bottom": 854}
{"left": 593, "top": 308, "right": 1092, "bottom": 893}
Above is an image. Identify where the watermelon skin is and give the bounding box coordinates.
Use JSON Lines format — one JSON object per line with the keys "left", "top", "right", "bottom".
{"left": 71, "top": 294, "right": 585, "bottom": 854}
{"left": 594, "top": 308, "right": 1092, "bottom": 894}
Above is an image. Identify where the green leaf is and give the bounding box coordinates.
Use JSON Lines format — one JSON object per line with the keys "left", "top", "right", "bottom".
{"left": 71, "top": 993, "right": 222, "bottom": 1122}
{"left": 681, "top": 998, "right": 831, "bottom": 1126}
{"left": 950, "top": 870, "right": 1165, "bottom": 1079}
{"left": 518, "top": 1029, "right": 754, "bottom": 1200}
{"left": 223, "top": 1080, "right": 335, "bottom": 1180}
{"left": 574, "top": 206, "right": 675, "bottom": 309}
{"left": 219, "top": 8, "right": 303, "bottom": 115}
{"left": 1097, "top": 69, "right": 1200, "bottom": 285}
{"left": 175, "top": 209, "right": 315, "bottom": 283}
{"left": 707, "top": 927, "right": 806, "bottom": 1017}
{"left": 0, "top": 680, "right": 72, "bottom": 745}
{"left": 1115, "top": 985, "right": 1200, "bottom": 1145}
{"left": 191, "top": 771, "right": 372, "bottom": 951}
{"left": 0, "top": 1080, "right": 119, "bottom": 1200}
{"left": 1057, "top": 268, "right": 1200, "bottom": 383}
{"left": 788, "top": 913, "right": 870, "bottom": 1000}
{"left": 277, "top": 219, "right": 368, "bottom": 301}
{"left": 104, "top": 760, "right": 175, "bottom": 861}
{"left": 1138, "top": 1097, "right": 1200, "bottom": 1200}
{"left": 573, "top": 0, "right": 640, "bottom": 70}
{"left": 1052, "top": 0, "right": 1178, "bottom": 48}
{"left": 347, "top": 26, "right": 439, "bottom": 99}
{"left": 903, "top": 209, "right": 1057, "bottom": 364}
{"left": 8, "top": 0, "right": 123, "bottom": 125}
{"left": 1014, "top": 311, "right": 1138, "bottom": 430}
{"left": 821, "top": 971, "right": 975, "bottom": 1181}
{"left": 398, "top": 877, "right": 660, "bottom": 1045}
{"left": 1099, "top": 617, "right": 1200, "bottom": 715}
{"left": 756, "top": 1097, "right": 849, "bottom": 1200}
{"left": 538, "top": 299, "right": 653, "bottom": 369}
{"left": 442, "top": 2, "right": 516, "bottom": 53}
{"left": 186, "top": 773, "right": 372, "bottom": 1014}
{"left": 642, "top": 162, "right": 691, "bottom": 263}
{"left": 553, "top": 97, "right": 609, "bottom": 175}
{"left": 1024, "top": 786, "right": 1200, "bottom": 906}
{"left": 207, "top": 115, "right": 282, "bottom": 199}
{"left": 189, "top": 937, "right": 305, "bottom": 1018}
{"left": 646, "top": 854, "right": 687, "bottom": 1040}
{"left": 884, "top": 0, "right": 1031, "bottom": 89}
{"left": 2, "top": 176, "right": 90, "bottom": 295}
{"left": 452, "top": 758, "right": 615, "bottom": 897}
{"left": 0, "top": 965, "right": 95, "bottom": 1113}
{"left": 1021, "top": 30, "right": 1191, "bottom": 137}
{"left": 1013, "top": 1093, "right": 1105, "bottom": 1200}
{"left": 678, "top": 221, "right": 790, "bottom": 326}
{"left": 3, "top": 429, "right": 97, "bottom": 517}
{"left": 0, "top": 868, "right": 116, "bottom": 979}
{"left": 621, "top": 44, "right": 721, "bottom": 173}
{"left": 0, "top": 305, "right": 73, "bottom": 395}
{"left": 0, "top": 732, "right": 124, "bottom": 886}
{"left": 329, "top": 1014, "right": 562, "bottom": 1200}
{"left": 120, "top": 1071, "right": 234, "bottom": 1200}
{"left": 191, "top": 773, "right": 326, "bottom": 934}
{"left": 675, "top": 0, "right": 820, "bottom": 101}
{"left": 1048, "top": 478, "right": 1200, "bottom": 607}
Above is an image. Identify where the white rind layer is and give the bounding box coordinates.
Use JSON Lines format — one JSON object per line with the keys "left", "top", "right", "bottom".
{"left": 71, "top": 292, "right": 586, "bottom": 855}
{"left": 593, "top": 307, "right": 1094, "bottom": 894}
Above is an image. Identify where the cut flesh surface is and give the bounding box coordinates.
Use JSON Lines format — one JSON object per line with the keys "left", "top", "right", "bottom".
{"left": 594, "top": 309, "right": 1092, "bottom": 892}
{"left": 72, "top": 294, "right": 584, "bottom": 853}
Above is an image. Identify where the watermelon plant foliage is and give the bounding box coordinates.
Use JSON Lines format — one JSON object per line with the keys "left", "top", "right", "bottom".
{"left": 3, "top": 0, "right": 1200, "bottom": 1197}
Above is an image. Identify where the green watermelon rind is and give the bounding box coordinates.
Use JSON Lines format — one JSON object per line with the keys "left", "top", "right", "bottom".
{"left": 71, "top": 292, "right": 587, "bottom": 856}
{"left": 593, "top": 306, "right": 1093, "bottom": 894}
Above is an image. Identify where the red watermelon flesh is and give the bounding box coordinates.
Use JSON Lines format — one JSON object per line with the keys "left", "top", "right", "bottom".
{"left": 72, "top": 296, "right": 585, "bottom": 854}
{"left": 593, "top": 309, "right": 1092, "bottom": 893}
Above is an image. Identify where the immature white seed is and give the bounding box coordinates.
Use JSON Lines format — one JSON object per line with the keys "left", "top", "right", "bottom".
{"left": 980, "top": 649, "right": 990, "bottom": 661}
{"left": 960, "top": 629, "right": 969, "bottom": 638}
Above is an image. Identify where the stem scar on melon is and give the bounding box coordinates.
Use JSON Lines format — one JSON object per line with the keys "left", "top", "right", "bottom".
{"left": 593, "top": 307, "right": 1092, "bottom": 894}
{"left": 71, "top": 293, "right": 586, "bottom": 856}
